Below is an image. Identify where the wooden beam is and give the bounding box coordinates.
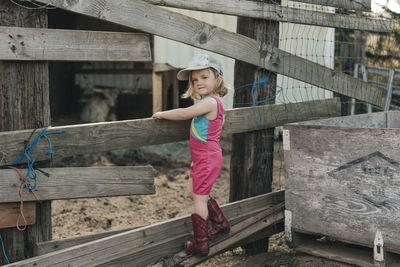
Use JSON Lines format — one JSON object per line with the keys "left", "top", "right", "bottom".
{"left": 223, "top": 96, "right": 341, "bottom": 135}
{"left": 0, "top": 1, "right": 51, "bottom": 261}
{"left": 288, "top": 0, "right": 371, "bottom": 11}
{"left": 36, "top": 191, "right": 283, "bottom": 255}
{"left": 34, "top": 0, "right": 387, "bottom": 107}
{"left": 0, "top": 166, "right": 155, "bottom": 203}
{"left": 9, "top": 191, "right": 284, "bottom": 266}
{"left": 0, "top": 98, "right": 339, "bottom": 166}
{"left": 0, "top": 26, "right": 151, "bottom": 62}
{"left": 152, "top": 71, "right": 163, "bottom": 113}
{"left": 144, "top": 0, "right": 392, "bottom": 32}
{"left": 0, "top": 202, "right": 35, "bottom": 230}
{"left": 174, "top": 204, "right": 285, "bottom": 267}
{"left": 103, "top": 206, "right": 284, "bottom": 267}
{"left": 35, "top": 226, "right": 142, "bottom": 256}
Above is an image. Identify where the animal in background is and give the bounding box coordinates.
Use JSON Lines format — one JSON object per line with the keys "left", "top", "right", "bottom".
{"left": 81, "top": 87, "right": 119, "bottom": 123}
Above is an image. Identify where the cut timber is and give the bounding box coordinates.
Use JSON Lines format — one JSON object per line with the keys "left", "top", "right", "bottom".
{"left": 223, "top": 98, "right": 340, "bottom": 136}
{"left": 288, "top": 0, "right": 371, "bottom": 11}
{"left": 0, "top": 202, "right": 35, "bottom": 229}
{"left": 98, "top": 206, "right": 283, "bottom": 266}
{"left": 0, "top": 26, "right": 151, "bottom": 61}
{"left": 144, "top": 0, "right": 392, "bottom": 32}
{"left": 35, "top": 226, "right": 143, "bottom": 256}
{"left": 36, "top": 191, "right": 283, "bottom": 255}
{"left": 0, "top": 98, "right": 340, "bottom": 166}
{"left": 0, "top": 166, "right": 155, "bottom": 203}
{"left": 152, "top": 70, "right": 163, "bottom": 113}
{"left": 9, "top": 191, "right": 283, "bottom": 266}
{"left": 35, "top": 0, "right": 387, "bottom": 107}
{"left": 165, "top": 203, "right": 284, "bottom": 267}
{"left": 292, "top": 232, "right": 400, "bottom": 267}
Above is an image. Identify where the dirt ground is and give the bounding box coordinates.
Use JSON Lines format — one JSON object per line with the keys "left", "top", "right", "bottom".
{"left": 51, "top": 141, "right": 352, "bottom": 267}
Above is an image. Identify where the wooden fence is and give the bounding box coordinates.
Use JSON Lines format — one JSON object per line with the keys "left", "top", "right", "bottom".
{"left": 0, "top": 0, "right": 395, "bottom": 264}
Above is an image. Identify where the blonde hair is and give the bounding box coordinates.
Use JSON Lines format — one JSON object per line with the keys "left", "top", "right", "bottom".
{"left": 182, "top": 68, "right": 231, "bottom": 100}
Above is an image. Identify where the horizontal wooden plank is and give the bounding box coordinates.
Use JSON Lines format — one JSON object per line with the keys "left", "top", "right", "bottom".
{"left": 144, "top": 0, "right": 392, "bottom": 32}
{"left": 172, "top": 204, "right": 285, "bottom": 267}
{"left": 35, "top": 0, "right": 387, "bottom": 107}
{"left": 292, "top": 232, "right": 400, "bottom": 267}
{"left": 10, "top": 191, "right": 283, "bottom": 266}
{"left": 223, "top": 98, "right": 341, "bottom": 136}
{"left": 0, "top": 202, "right": 35, "bottom": 229}
{"left": 98, "top": 206, "right": 284, "bottom": 266}
{"left": 36, "top": 191, "right": 284, "bottom": 256}
{"left": 0, "top": 166, "right": 154, "bottom": 203}
{"left": 288, "top": 0, "right": 371, "bottom": 11}
{"left": 0, "top": 26, "right": 151, "bottom": 61}
{"left": 0, "top": 98, "right": 340, "bottom": 166}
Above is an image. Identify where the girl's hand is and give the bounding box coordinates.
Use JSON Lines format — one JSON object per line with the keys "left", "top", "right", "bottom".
{"left": 152, "top": 112, "right": 163, "bottom": 119}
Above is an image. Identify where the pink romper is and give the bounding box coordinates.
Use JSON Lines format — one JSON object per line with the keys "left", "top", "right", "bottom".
{"left": 189, "top": 96, "right": 224, "bottom": 195}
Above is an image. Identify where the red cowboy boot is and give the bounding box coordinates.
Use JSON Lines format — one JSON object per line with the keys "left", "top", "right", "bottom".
{"left": 208, "top": 198, "right": 230, "bottom": 238}
{"left": 185, "top": 213, "right": 209, "bottom": 257}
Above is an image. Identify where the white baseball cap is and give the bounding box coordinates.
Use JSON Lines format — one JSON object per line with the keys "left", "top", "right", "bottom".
{"left": 177, "top": 53, "right": 223, "bottom": 81}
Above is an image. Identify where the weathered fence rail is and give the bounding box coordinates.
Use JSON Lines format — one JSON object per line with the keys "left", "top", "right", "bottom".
{"left": 0, "top": 166, "right": 155, "bottom": 203}
{"left": 0, "top": 26, "right": 152, "bottom": 61}
{"left": 288, "top": 0, "right": 371, "bottom": 11}
{"left": 0, "top": 98, "right": 340, "bottom": 166}
{"left": 144, "top": 0, "right": 392, "bottom": 32}
{"left": 9, "top": 191, "right": 284, "bottom": 266}
{"left": 34, "top": 0, "right": 387, "bottom": 107}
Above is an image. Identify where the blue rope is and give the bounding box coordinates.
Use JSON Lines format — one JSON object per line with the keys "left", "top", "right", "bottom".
{"left": 11, "top": 127, "right": 66, "bottom": 191}
{"left": 234, "top": 76, "right": 281, "bottom": 124}
{"left": 0, "top": 234, "right": 10, "bottom": 265}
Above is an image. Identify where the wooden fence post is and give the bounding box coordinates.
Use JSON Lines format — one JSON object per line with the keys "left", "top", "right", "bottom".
{"left": 230, "top": 2, "right": 279, "bottom": 254}
{"left": 0, "top": 1, "right": 51, "bottom": 262}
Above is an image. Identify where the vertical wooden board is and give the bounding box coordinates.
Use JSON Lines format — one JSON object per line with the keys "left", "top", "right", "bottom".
{"left": 284, "top": 125, "right": 400, "bottom": 254}
{"left": 152, "top": 71, "right": 163, "bottom": 113}
{"left": 388, "top": 110, "right": 400, "bottom": 128}
{"left": 0, "top": 202, "right": 36, "bottom": 229}
{"left": 172, "top": 70, "right": 179, "bottom": 109}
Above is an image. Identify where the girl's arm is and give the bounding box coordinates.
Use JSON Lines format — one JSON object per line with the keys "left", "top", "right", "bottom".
{"left": 152, "top": 97, "right": 217, "bottom": 120}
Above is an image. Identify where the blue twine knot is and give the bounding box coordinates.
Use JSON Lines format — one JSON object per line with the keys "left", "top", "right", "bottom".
{"left": 235, "top": 76, "right": 282, "bottom": 125}
{"left": 11, "top": 127, "right": 66, "bottom": 191}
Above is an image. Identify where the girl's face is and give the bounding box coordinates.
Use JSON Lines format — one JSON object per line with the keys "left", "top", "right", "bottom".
{"left": 191, "top": 68, "right": 217, "bottom": 98}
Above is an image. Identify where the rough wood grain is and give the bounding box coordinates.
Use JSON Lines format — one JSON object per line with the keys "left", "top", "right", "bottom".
{"left": 0, "top": 166, "right": 155, "bottom": 203}
{"left": 144, "top": 0, "right": 391, "bottom": 32}
{"left": 36, "top": 191, "right": 283, "bottom": 256}
{"left": 0, "top": 26, "right": 151, "bottom": 61}
{"left": 224, "top": 98, "right": 341, "bottom": 135}
{"left": 152, "top": 71, "right": 163, "bottom": 113}
{"left": 0, "top": 202, "right": 36, "bottom": 230}
{"left": 34, "top": 0, "right": 387, "bottom": 107}
{"left": 0, "top": 98, "right": 340, "bottom": 166}
{"left": 0, "top": 0, "right": 51, "bottom": 261}
{"left": 8, "top": 191, "right": 284, "bottom": 266}
{"left": 284, "top": 112, "right": 400, "bottom": 254}
{"left": 287, "top": 0, "right": 371, "bottom": 11}
{"left": 299, "top": 110, "right": 389, "bottom": 128}
{"left": 178, "top": 204, "right": 284, "bottom": 267}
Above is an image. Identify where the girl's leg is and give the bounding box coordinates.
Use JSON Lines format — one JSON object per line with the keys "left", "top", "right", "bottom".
{"left": 193, "top": 193, "right": 209, "bottom": 220}
{"left": 187, "top": 178, "right": 194, "bottom": 200}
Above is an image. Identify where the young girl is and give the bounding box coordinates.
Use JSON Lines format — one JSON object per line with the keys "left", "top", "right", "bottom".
{"left": 152, "top": 53, "right": 230, "bottom": 257}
